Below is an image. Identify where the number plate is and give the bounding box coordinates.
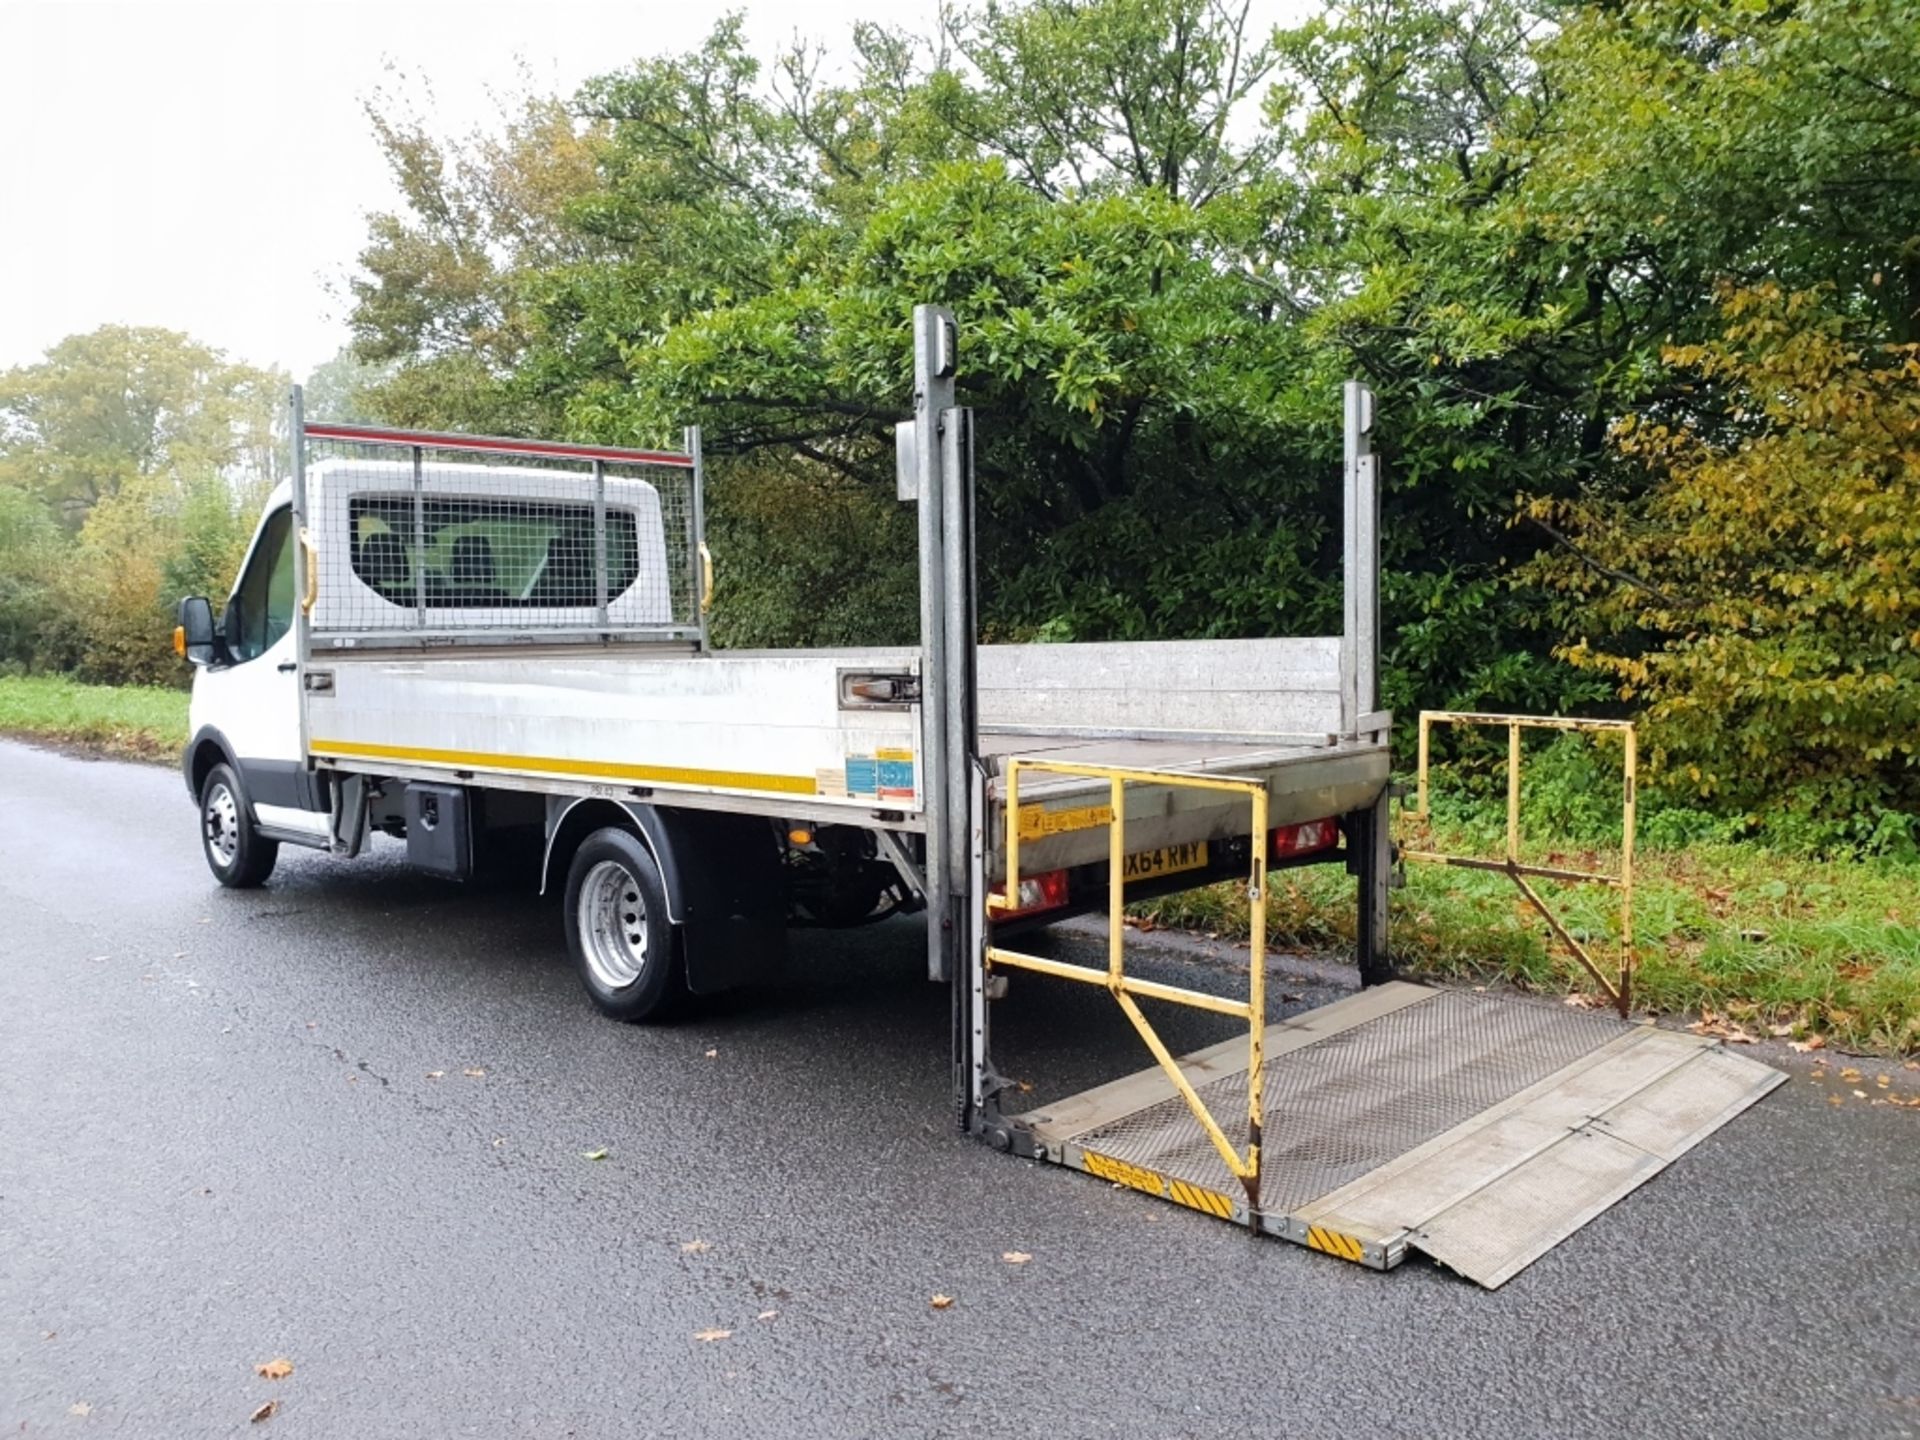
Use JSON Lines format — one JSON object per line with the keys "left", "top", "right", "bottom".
{"left": 1123, "top": 841, "right": 1209, "bottom": 881}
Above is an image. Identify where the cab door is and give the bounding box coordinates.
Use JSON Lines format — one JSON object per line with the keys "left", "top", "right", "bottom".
{"left": 191, "top": 503, "right": 329, "bottom": 841}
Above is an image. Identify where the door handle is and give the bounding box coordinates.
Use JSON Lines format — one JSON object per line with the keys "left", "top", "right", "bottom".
{"left": 278, "top": 661, "right": 298, "bottom": 673}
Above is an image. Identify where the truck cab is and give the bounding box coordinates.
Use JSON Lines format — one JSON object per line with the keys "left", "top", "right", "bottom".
{"left": 179, "top": 456, "right": 679, "bottom": 882}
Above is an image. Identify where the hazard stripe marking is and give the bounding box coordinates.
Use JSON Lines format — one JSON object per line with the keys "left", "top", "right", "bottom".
{"left": 1079, "top": 1151, "right": 1237, "bottom": 1220}
{"left": 1304, "top": 1225, "right": 1367, "bottom": 1263}
{"left": 1079, "top": 1150, "right": 1166, "bottom": 1198}
{"left": 1166, "top": 1179, "right": 1236, "bottom": 1219}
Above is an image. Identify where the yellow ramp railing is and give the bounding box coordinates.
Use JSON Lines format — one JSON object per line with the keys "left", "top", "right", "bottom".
{"left": 1407, "top": 711, "right": 1637, "bottom": 1016}
{"left": 986, "top": 759, "right": 1269, "bottom": 1213}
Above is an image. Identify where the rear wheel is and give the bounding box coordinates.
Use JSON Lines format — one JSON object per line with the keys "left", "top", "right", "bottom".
{"left": 563, "top": 827, "right": 684, "bottom": 1021}
{"left": 199, "top": 762, "right": 279, "bottom": 888}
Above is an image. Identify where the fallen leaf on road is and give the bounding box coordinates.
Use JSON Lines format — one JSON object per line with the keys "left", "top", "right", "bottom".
{"left": 692, "top": 1328, "right": 732, "bottom": 1343}
{"left": 250, "top": 1400, "right": 277, "bottom": 1423}
{"left": 1689, "top": 1009, "right": 1759, "bottom": 1043}
{"left": 1842, "top": 1068, "right": 1863, "bottom": 1083}
{"left": 1828, "top": 1094, "right": 1845, "bottom": 1107}
{"left": 1906, "top": 1061, "right": 1919, "bottom": 1072}
{"left": 1853, "top": 1089, "right": 1869, "bottom": 1099}
{"left": 582, "top": 1148, "right": 609, "bottom": 1161}
{"left": 254, "top": 1358, "right": 294, "bottom": 1380}
{"left": 1001, "top": 1251, "right": 1032, "bottom": 1265}
{"left": 1878, "top": 1075, "right": 1891, "bottom": 1089}
{"left": 929, "top": 1294, "right": 954, "bottom": 1310}
{"left": 1564, "top": 993, "right": 1606, "bottom": 1010}
{"left": 69, "top": 1401, "right": 91, "bottom": 1416}
{"left": 1790, "top": 1036, "right": 1826, "bottom": 1053}
{"left": 680, "top": 1239, "right": 712, "bottom": 1254}
{"left": 757, "top": 1310, "right": 778, "bottom": 1321}
{"left": 425, "top": 1070, "right": 444, "bottom": 1080}
{"left": 463, "top": 1067, "right": 487, "bottom": 1078}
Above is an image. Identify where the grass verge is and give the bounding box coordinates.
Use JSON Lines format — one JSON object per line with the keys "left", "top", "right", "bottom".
{"left": 0, "top": 675, "right": 188, "bottom": 763}
{"left": 1142, "top": 825, "right": 1920, "bottom": 1056}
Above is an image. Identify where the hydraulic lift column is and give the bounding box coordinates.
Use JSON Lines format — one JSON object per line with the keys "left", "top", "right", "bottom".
{"left": 897, "top": 305, "right": 984, "bottom": 1125}
{"left": 1344, "top": 380, "right": 1394, "bottom": 986}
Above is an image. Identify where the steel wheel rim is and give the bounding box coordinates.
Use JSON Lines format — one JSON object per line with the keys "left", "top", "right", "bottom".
{"left": 578, "top": 859, "right": 649, "bottom": 991}
{"left": 204, "top": 782, "right": 240, "bottom": 868}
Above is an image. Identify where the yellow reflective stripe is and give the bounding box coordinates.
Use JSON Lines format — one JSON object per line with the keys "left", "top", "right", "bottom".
{"left": 1080, "top": 1152, "right": 1239, "bottom": 1221}
{"left": 1305, "top": 1226, "right": 1367, "bottom": 1263}
{"left": 1166, "top": 1179, "right": 1236, "bottom": 1219}
{"left": 310, "top": 737, "right": 819, "bottom": 796}
{"left": 1080, "top": 1150, "right": 1168, "bottom": 1199}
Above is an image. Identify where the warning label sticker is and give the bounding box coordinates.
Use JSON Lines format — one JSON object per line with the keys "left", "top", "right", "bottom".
{"left": 875, "top": 747, "right": 916, "bottom": 800}
{"left": 844, "top": 748, "right": 917, "bottom": 801}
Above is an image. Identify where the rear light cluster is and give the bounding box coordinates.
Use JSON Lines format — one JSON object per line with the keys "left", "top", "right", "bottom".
{"left": 1269, "top": 817, "right": 1339, "bottom": 858}
{"left": 988, "top": 868, "right": 1070, "bottom": 916}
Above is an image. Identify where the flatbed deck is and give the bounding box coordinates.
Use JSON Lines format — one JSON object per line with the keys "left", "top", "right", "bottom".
{"left": 307, "top": 640, "right": 1390, "bottom": 876}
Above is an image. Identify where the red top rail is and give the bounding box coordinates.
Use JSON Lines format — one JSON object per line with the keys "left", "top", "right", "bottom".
{"left": 302, "top": 421, "right": 695, "bottom": 469}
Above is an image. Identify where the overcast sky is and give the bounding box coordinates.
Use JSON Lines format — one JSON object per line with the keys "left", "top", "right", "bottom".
{"left": 0, "top": 0, "right": 1295, "bottom": 382}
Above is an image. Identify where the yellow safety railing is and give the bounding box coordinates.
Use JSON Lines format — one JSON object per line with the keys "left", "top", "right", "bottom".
{"left": 986, "top": 759, "right": 1269, "bottom": 1212}
{"left": 1406, "top": 711, "right": 1636, "bottom": 1016}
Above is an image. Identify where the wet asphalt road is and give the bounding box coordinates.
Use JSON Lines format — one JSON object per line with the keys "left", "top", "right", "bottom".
{"left": 3, "top": 738, "right": 1919, "bottom": 1440}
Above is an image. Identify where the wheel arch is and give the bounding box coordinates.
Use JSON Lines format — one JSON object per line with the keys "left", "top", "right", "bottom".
{"left": 541, "top": 795, "right": 788, "bottom": 997}
{"left": 185, "top": 726, "right": 240, "bottom": 805}
{"left": 540, "top": 798, "right": 681, "bottom": 922}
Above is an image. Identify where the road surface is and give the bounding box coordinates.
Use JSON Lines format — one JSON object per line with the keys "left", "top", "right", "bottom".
{"left": 3, "top": 738, "right": 1917, "bottom": 1438}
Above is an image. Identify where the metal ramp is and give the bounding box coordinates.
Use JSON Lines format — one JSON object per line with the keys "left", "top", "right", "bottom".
{"left": 1007, "top": 982, "right": 1784, "bottom": 1288}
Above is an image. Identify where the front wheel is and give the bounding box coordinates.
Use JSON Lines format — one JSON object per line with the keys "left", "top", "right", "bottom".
{"left": 199, "top": 762, "right": 278, "bottom": 888}
{"left": 563, "top": 827, "right": 685, "bottom": 1021}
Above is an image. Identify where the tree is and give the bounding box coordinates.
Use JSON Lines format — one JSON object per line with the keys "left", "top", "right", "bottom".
{"left": 0, "top": 326, "right": 285, "bottom": 527}
{"left": 338, "top": 0, "right": 1920, "bottom": 810}
{"left": 935, "top": 0, "right": 1280, "bottom": 203}
{"left": 0, "top": 486, "right": 62, "bottom": 668}
{"left": 1528, "top": 285, "right": 1920, "bottom": 848}
{"left": 303, "top": 348, "right": 394, "bottom": 424}
{"left": 1527, "top": 0, "right": 1920, "bottom": 344}
{"left": 0, "top": 326, "right": 282, "bottom": 682}
{"left": 349, "top": 85, "right": 610, "bottom": 433}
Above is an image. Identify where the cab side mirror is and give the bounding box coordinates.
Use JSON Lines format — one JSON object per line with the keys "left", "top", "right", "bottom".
{"left": 176, "top": 596, "right": 219, "bottom": 666}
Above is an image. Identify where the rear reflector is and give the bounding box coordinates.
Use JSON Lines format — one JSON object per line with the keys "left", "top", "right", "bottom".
{"left": 988, "top": 868, "right": 1071, "bottom": 916}
{"left": 1270, "top": 818, "right": 1339, "bottom": 858}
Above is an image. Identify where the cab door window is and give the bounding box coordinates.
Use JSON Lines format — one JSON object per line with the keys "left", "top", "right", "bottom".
{"left": 224, "top": 507, "right": 295, "bottom": 663}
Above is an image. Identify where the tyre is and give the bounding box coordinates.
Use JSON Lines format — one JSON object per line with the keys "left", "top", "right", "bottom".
{"left": 563, "top": 826, "right": 685, "bottom": 1021}
{"left": 199, "top": 762, "right": 279, "bottom": 888}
